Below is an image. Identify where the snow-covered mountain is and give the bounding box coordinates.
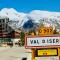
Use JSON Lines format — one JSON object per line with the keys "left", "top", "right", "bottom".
{"left": 0, "top": 8, "right": 60, "bottom": 31}
{"left": 28, "top": 10, "right": 60, "bottom": 31}
{"left": 0, "top": 8, "right": 28, "bottom": 29}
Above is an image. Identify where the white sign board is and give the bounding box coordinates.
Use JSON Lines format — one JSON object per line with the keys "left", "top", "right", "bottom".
{"left": 35, "top": 56, "right": 59, "bottom": 60}
{"left": 25, "top": 36, "right": 60, "bottom": 48}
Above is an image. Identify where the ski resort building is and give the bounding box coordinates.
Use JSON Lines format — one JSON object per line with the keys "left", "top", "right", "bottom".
{"left": 0, "top": 17, "right": 20, "bottom": 46}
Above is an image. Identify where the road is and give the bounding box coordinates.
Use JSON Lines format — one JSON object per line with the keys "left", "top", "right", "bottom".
{"left": 0, "top": 47, "right": 31, "bottom": 60}
{"left": 0, "top": 47, "right": 59, "bottom": 60}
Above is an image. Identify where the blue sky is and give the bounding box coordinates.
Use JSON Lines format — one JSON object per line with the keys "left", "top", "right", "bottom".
{"left": 0, "top": 0, "right": 60, "bottom": 12}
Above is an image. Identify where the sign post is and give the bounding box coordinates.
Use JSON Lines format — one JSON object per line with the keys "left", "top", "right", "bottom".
{"left": 31, "top": 33, "right": 35, "bottom": 60}
{"left": 31, "top": 49, "right": 35, "bottom": 60}
{"left": 25, "top": 27, "right": 60, "bottom": 60}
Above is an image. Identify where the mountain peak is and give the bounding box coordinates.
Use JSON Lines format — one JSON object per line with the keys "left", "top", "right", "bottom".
{"left": 1, "top": 8, "right": 17, "bottom": 13}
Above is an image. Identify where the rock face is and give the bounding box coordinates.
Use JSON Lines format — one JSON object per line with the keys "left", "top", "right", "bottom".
{"left": 23, "top": 20, "right": 34, "bottom": 29}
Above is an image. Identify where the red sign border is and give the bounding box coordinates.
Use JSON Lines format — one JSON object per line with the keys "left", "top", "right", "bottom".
{"left": 25, "top": 35, "right": 60, "bottom": 49}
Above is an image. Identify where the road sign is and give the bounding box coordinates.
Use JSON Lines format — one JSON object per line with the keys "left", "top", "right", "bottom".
{"left": 35, "top": 48, "right": 58, "bottom": 57}
{"left": 39, "top": 27, "right": 53, "bottom": 35}
{"left": 25, "top": 35, "right": 60, "bottom": 48}
{"left": 35, "top": 56, "right": 59, "bottom": 60}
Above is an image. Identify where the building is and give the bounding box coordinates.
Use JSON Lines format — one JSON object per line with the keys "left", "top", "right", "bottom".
{"left": 0, "top": 16, "right": 20, "bottom": 46}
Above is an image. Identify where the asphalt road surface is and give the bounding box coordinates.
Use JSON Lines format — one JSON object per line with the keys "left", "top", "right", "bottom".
{"left": 0, "top": 47, "right": 31, "bottom": 60}
{"left": 0, "top": 47, "right": 59, "bottom": 60}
